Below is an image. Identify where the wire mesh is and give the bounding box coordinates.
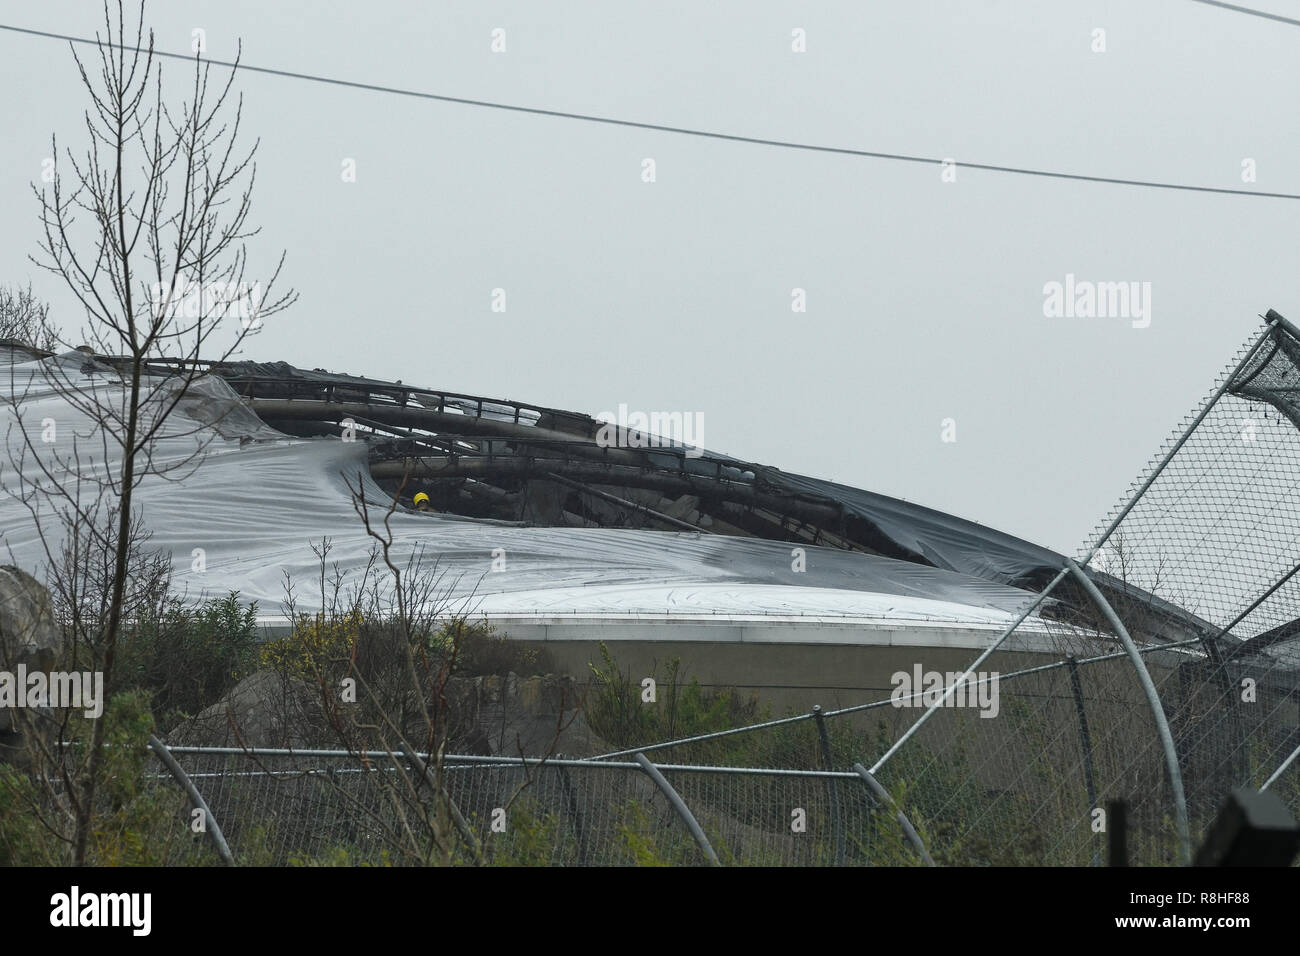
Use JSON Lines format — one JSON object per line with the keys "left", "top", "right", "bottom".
{"left": 149, "top": 748, "right": 916, "bottom": 866}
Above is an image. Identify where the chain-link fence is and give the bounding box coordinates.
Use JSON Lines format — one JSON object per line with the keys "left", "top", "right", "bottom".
{"left": 143, "top": 634, "right": 1299, "bottom": 867}
{"left": 145, "top": 746, "right": 923, "bottom": 866}
{"left": 139, "top": 647, "right": 1299, "bottom": 867}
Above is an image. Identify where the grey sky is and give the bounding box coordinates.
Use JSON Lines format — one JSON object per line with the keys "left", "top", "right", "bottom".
{"left": 2, "top": 0, "right": 1297, "bottom": 555}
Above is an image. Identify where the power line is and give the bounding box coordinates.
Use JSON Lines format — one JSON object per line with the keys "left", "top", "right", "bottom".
{"left": 2, "top": 20, "right": 1299, "bottom": 201}
{"left": 1186, "top": 0, "right": 1300, "bottom": 28}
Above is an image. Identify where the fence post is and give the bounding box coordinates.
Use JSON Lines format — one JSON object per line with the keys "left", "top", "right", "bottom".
{"left": 852, "top": 762, "right": 936, "bottom": 866}
{"left": 634, "top": 753, "right": 720, "bottom": 866}
{"left": 398, "top": 742, "right": 483, "bottom": 864}
{"left": 1065, "top": 656, "right": 1101, "bottom": 866}
{"left": 813, "top": 705, "right": 846, "bottom": 865}
{"left": 147, "top": 735, "right": 234, "bottom": 866}
{"left": 1065, "top": 559, "right": 1191, "bottom": 864}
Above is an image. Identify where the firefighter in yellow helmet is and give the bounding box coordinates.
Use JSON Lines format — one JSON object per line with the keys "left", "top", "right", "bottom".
{"left": 412, "top": 492, "right": 431, "bottom": 513}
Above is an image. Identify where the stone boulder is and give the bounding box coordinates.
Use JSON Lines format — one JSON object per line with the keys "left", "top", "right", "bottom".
{"left": 0, "top": 566, "right": 63, "bottom": 765}
{"left": 167, "top": 666, "right": 611, "bottom": 758}
{"left": 472, "top": 671, "right": 610, "bottom": 757}
{"left": 167, "top": 670, "right": 325, "bottom": 749}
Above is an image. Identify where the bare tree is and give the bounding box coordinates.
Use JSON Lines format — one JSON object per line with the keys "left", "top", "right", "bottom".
{"left": 1, "top": 0, "right": 295, "bottom": 864}
{"left": 0, "top": 284, "right": 59, "bottom": 352}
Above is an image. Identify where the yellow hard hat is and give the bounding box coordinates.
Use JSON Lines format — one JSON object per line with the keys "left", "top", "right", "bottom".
{"left": 413, "top": 492, "right": 430, "bottom": 508}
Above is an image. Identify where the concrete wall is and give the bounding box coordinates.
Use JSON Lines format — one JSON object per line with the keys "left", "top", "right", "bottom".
{"left": 504, "top": 631, "right": 1063, "bottom": 715}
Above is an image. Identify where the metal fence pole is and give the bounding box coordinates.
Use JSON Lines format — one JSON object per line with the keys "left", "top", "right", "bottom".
{"left": 869, "top": 565, "right": 1072, "bottom": 775}
{"left": 1261, "top": 741, "right": 1300, "bottom": 793}
{"left": 1065, "top": 656, "right": 1101, "bottom": 866}
{"left": 147, "top": 735, "right": 234, "bottom": 866}
{"left": 852, "top": 762, "right": 936, "bottom": 866}
{"left": 813, "top": 705, "right": 846, "bottom": 865}
{"left": 398, "top": 742, "right": 483, "bottom": 864}
{"left": 634, "top": 753, "right": 720, "bottom": 866}
{"left": 1065, "top": 559, "right": 1191, "bottom": 864}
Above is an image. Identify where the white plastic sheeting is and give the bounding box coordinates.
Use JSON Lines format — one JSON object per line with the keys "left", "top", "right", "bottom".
{"left": 0, "top": 348, "right": 1047, "bottom": 633}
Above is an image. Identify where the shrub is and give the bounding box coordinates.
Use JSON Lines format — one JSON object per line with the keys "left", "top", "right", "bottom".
{"left": 260, "top": 609, "right": 362, "bottom": 681}
{"left": 584, "top": 641, "right": 763, "bottom": 752}
{"left": 115, "top": 592, "right": 260, "bottom": 727}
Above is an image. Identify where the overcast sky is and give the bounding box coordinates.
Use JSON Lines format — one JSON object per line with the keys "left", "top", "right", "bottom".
{"left": 2, "top": 0, "right": 1298, "bottom": 555}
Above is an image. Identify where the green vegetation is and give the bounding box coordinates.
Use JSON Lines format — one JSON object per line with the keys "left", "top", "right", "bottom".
{"left": 3, "top": 617, "right": 1263, "bottom": 867}
{"left": 584, "top": 642, "right": 762, "bottom": 751}
{"left": 0, "top": 691, "right": 210, "bottom": 866}
{"left": 116, "top": 592, "right": 261, "bottom": 729}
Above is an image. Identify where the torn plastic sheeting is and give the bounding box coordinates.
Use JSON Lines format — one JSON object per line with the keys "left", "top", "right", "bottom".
{"left": 205, "top": 355, "right": 1068, "bottom": 588}
{"left": 0, "top": 350, "right": 1049, "bottom": 625}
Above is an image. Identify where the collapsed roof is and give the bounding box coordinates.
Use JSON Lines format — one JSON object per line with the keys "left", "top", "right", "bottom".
{"left": 0, "top": 344, "right": 1199, "bottom": 643}
{"left": 201, "top": 357, "right": 1069, "bottom": 585}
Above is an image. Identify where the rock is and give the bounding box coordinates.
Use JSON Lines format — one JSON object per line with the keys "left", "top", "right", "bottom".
{"left": 479, "top": 672, "right": 610, "bottom": 757}
{"left": 167, "top": 670, "right": 324, "bottom": 748}
{"left": 0, "top": 566, "right": 61, "bottom": 671}
{"left": 165, "top": 664, "right": 611, "bottom": 758}
{"left": 0, "top": 566, "right": 62, "bottom": 766}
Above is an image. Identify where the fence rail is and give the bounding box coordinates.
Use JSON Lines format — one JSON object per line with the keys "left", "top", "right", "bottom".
{"left": 140, "top": 743, "right": 933, "bottom": 867}
{"left": 138, "top": 656, "right": 1299, "bottom": 868}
